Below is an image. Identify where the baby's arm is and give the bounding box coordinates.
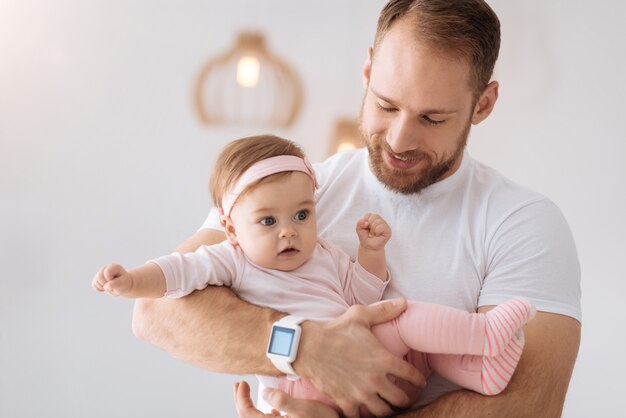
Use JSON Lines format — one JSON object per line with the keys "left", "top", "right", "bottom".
{"left": 356, "top": 212, "right": 391, "bottom": 281}
{"left": 92, "top": 263, "right": 166, "bottom": 298}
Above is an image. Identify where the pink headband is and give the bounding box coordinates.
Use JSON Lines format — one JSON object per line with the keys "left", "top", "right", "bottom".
{"left": 220, "top": 155, "right": 318, "bottom": 217}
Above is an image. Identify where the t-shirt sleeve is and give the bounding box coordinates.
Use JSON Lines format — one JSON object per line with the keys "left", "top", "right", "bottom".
{"left": 479, "top": 199, "right": 582, "bottom": 322}
{"left": 149, "top": 241, "right": 241, "bottom": 299}
{"left": 325, "top": 240, "right": 389, "bottom": 305}
{"left": 199, "top": 206, "right": 224, "bottom": 232}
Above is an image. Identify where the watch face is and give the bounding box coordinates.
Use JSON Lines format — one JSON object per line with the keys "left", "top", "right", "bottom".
{"left": 268, "top": 326, "right": 295, "bottom": 356}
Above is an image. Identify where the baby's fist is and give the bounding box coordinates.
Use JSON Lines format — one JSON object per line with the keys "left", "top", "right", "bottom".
{"left": 92, "top": 263, "right": 133, "bottom": 296}
{"left": 356, "top": 213, "right": 392, "bottom": 250}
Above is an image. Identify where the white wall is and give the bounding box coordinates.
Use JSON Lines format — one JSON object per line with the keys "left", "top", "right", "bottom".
{"left": 0, "top": 1, "right": 624, "bottom": 417}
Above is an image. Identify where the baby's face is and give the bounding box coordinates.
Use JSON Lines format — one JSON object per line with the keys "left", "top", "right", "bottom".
{"left": 229, "top": 172, "right": 317, "bottom": 271}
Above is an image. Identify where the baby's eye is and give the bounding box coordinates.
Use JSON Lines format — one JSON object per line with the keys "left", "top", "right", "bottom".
{"left": 294, "top": 210, "right": 308, "bottom": 221}
{"left": 260, "top": 217, "right": 276, "bottom": 226}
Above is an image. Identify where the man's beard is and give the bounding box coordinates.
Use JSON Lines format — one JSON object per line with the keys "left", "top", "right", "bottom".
{"left": 362, "top": 122, "right": 470, "bottom": 195}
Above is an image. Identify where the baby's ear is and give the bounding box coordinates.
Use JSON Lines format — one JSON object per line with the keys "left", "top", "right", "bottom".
{"left": 221, "top": 215, "right": 239, "bottom": 246}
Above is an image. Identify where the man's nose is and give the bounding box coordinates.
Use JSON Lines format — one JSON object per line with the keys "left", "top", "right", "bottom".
{"left": 387, "top": 114, "right": 421, "bottom": 154}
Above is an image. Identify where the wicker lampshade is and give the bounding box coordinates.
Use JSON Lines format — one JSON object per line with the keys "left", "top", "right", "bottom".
{"left": 194, "top": 32, "right": 303, "bottom": 128}
{"left": 328, "top": 118, "right": 363, "bottom": 157}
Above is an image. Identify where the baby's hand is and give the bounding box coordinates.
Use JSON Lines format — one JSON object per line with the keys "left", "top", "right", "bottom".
{"left": 356, "top": 213, "right": 392, "bottom": 251}
{"left": 92, "top": 264, "right": 135, "bottom": 297}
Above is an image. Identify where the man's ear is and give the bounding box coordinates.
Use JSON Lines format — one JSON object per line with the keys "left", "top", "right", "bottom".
{"left": 221, "top": 216, "right": 238, "bottom": 246}
{"left": 471, "top": 80, "right": 499, "bottom": 125}
{"left": 363, "top": 47, "right": 373, "bottom": 89}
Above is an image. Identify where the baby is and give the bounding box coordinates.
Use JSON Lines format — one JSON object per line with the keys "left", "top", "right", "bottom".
{"left": 93, "top": 134, "right": 534, "bottom": 414}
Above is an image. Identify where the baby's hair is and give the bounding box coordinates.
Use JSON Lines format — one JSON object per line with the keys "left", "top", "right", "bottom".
{"left": 210, "top": 134, "right": 306, "bottom": 210}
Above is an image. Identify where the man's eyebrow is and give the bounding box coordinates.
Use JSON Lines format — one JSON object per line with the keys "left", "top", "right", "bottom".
{"left": 421, "top": 108, "right": 458, "bottom": 115}
{"left": 370, "top": 87, "right": 398, "bottom": 106}
{"left": 370, "top": 87, "right": 458, "bottom": 115}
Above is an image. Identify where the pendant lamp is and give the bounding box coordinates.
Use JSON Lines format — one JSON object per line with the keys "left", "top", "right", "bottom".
{"left": 194, "top": 31, "right": 303, "bottom": 128}
{"left": 328, "top": 118, "right": 363, "bottom": 157}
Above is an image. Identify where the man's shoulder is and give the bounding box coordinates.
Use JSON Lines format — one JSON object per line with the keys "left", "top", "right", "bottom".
{"left": 313, "top": 148, "right": 367, "bottom": 177}
{"left": 465, "top": 157, "right": 573, "bottom": 247}
{"left": 313, "top": 148, "right": 369, "bottom": 197}
{"left": 467, "top": 156, "right": 550, "bottom": 211}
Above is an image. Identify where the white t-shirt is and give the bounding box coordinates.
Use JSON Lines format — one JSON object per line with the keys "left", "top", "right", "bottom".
{"left": 202, "top": 148, "right": 581, "bottom": 405}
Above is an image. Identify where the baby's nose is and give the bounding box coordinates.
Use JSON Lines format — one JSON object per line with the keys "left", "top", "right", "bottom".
{"left": 279, "top": 226, "right": 297, "bottom": 238}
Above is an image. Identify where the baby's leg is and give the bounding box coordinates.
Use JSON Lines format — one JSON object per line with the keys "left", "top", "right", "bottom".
{"left": 482, "top": 299, "right": 535, "bottom": 356}
{"left": 273, "top": 300, "right": 534, "bottom": 411}
{"left": 370, "top": 323, "right": 432, "bottom": 399}
{"left": 391, "top": 298, "right": 534, "bottom": 356}
{"left": 428, "top": 330, "right": 526, "bottom": 395}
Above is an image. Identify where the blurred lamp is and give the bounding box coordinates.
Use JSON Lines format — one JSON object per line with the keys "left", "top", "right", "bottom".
{"left": 328, "top": 118, "right": 363, "bottom": 157}
{"left": 194, "top": 32, "right": 303, "bottom": 128}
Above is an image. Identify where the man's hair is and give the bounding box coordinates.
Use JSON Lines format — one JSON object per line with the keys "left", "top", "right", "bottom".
{"left": 374, "top": 0, "right": 500, "bottom": 98}
{"left": 209, "top": 134, "right": 306, "bottom": 209}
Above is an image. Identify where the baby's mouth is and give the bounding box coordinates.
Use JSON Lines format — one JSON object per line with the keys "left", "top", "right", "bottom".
{"left": 279, "top": 247, "right": 299, "bottom": 256}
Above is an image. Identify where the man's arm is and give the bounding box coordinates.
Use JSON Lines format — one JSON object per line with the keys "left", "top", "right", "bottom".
{"left": 174, "top": 228, "right": 225, "bottom": 253}
{"left": 132, "top": 229, "right": 425, "bottom": 417}
{"left": 133, "top": 285, "right": 286, "bottom": 373}
{"left": 397, "top": 309, "right": 581, "bottom": 418}
{"left": 132, "top": 228, "right": 285, "bottom": 374}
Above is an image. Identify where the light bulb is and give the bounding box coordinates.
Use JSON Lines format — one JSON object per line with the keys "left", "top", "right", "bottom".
{"left": 337, "top": 141, "right": 357, "bottom": 152}
{"left": 236, "top": 56, "right": 260, "bottom": 87}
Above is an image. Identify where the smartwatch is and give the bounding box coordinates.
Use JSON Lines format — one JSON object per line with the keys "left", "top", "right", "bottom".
{"left": 266, "top": 315, "right": 306, "bottom": 380}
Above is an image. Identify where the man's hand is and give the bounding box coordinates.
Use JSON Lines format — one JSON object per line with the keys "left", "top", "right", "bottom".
{"left": 234, "top": 381, "right": 339, "bottom": 418}
{"left": 294, "top": 299, "right": 426, "bottom": 418}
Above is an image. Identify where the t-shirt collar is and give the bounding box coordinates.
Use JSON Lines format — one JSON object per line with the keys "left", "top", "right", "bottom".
{"left": 362, "top": 149, "right": 470, "bottom": 201}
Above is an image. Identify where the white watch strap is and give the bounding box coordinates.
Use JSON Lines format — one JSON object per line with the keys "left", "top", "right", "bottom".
{"left": 274, "top": 356, "right": 297, "bottom": 377}
{"left": 269, "top": 316, "right": 305, "bottom": 379}
{"left": 277, "top": 315, "right": 306, "bottom": 327}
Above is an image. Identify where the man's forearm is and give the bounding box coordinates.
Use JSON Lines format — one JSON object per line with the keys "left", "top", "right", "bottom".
{"left": 396, "top": 355, "right": 546, "bottom": 417}
{"left": 396, "top": 386, "right": 549, "bottom": 418}
{"left": 396, "top": 372, "right": 563, "bottom": 418}
{"left": 131, "top": 227, "right": 286, "bottom": 375}
{"left": 132, "top": 285, "right": 286, "bottom": 375}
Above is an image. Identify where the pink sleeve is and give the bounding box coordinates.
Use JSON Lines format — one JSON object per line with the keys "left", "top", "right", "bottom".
{"left": 346, "top": 261, "right": 390, "bottom": 305}
{"left": 149, "top": 241, "right": 242, "bottom": 298}
{"left": 323, "top": 239, "right": 389, "bottom": 305}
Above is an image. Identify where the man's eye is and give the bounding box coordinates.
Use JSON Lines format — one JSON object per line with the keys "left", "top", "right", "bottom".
{"left": 423, "top": 115, "right": 445, "bottom": 126}
{"left": 294, "top": 210, "right": 308, "bottom": 221}
{"left": 376, "top": 103, "right": 396, "bottom": 113}
{"left": 260, "top": 217, "right": 276, "bottom": 226}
